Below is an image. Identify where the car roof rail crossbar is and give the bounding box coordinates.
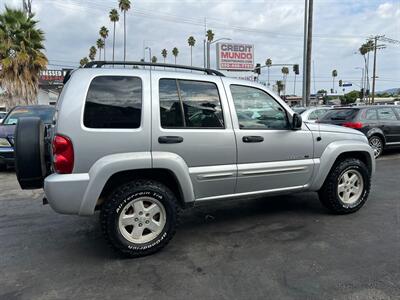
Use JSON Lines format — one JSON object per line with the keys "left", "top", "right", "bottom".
{"left": 84, "top": 61, "right": 225, "bottom": 76}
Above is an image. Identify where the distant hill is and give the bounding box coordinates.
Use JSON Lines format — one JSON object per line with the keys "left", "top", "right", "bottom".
{"left": 377, "top": 88, "right": 400, "bottom": 95}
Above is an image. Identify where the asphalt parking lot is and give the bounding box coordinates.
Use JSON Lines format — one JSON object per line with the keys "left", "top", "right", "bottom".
{"left": 1, "top": 154, "right": 399, "bottom": 300}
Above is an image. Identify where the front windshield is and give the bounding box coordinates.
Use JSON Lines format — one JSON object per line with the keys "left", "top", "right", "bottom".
{"left": 3, "top": 107, "right": 55, "bottom": 125}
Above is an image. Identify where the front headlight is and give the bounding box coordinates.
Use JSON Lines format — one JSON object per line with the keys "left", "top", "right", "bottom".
{"left": 0, "top": 138, "right": 11, "bottom": 147}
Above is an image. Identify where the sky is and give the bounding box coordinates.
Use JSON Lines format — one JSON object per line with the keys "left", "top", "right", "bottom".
{"left": 2, "top": 0, "right": 400, "bottom": 95}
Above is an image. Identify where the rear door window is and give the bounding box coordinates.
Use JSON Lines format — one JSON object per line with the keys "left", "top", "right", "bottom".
{"left": 377, "top": 108, "right": 397, "bottom": 121}
{"left": 360, "top": 109, "right": 378, "bottom": 121}
{"left": 84, "top": 76, "right": 142, "bottom": 129}
{"left": 159, "top": 79, "right": 224, "bottom": 129}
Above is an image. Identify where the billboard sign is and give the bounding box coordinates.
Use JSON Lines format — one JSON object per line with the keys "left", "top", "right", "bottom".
{"left": 39, "top": 69, "right": 69, "bottom": 86}
{"left": 216, "top": 43, "right": 254, "bottom": 71}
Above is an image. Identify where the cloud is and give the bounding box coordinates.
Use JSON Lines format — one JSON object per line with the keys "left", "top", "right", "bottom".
{"left": 1, "top": 0, "right": 399, "bottom": 94}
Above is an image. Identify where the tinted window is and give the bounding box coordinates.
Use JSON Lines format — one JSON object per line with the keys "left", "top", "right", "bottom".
{"left": 230, "top": 85, "right": 288, "bottom": 130}
{"left": 84, "top": 76, "right": 142, "bottom": 129}
{"left": 360, "top": 109, "right": 378, "bottom": 121}
{"left": 3, "top": 106, "right": 55, "bottom": 125}
{"left": 320, "top": 109, "right": 358, "bottom": 121}
{"left": 394, "top": 107, "right": 400, "bottom": 118}
{"left": 159, "top": 79, "right": 224, "bottom": 128}
{"left": 308, "top": 109, "right": 329, "bottom": 120}
{"left": 378, "top": 108, "right": 397, "bottom": 121}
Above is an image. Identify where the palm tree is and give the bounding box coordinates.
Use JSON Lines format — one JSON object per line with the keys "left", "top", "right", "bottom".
{"left": 89, "top": 46, "right": 97, "bottom": 61}
{"left": 276, "top": 80, "right": 284, "bottom": 96}
{"left": 0, "top": 7, "right": 47, "bottom": 107}
{"left": 332, "top": 69, "right": 338, "bottom": 93}
{"left": 187, "top": 36, "right": 196, "bottom": 67}
{"left": 281, "top": 67, "right": 289, "bottom": 97}
{"left": 359, "top": 40, "right": 374, "bottom": 103}
{"left": 109, "top": 9, "right": 119, "bottom": 62}
{"left": 96, "top": 38, "right": 104, "bottom": 60}
{"left": 206, "top": 30, "right": 214, "bottom": 68}
{"left": 172, "top": 47, "right": 179, "bottom": 65}
{"left": 265, "top": 58, "right": 272, "bottom": 86}
{"left": 80, "top": 57, "right": 89, "bottom": 67}
{"left": 99, "top": 26, "right": 109, "bottom": 60}
{"left": 161, "top": 49, "right": 167, "bottom": 63}
{"left": 119, "top": 0, "right": 131, "bottom": 62}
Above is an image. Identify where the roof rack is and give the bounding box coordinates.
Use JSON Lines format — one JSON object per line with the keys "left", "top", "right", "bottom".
{"left": 84, "top": 61, "right": 225, "bottom": 76}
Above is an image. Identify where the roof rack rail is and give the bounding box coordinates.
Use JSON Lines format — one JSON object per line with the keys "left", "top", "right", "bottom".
{"left": 84, "top": 61, "right": 225, "bottom": 76}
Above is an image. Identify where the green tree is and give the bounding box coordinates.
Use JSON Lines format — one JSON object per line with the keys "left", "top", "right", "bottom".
{"left": 172, "top": 47, "right": 179, "bottom": 65}
{"left": 265, "top": 58, "right": 272, "bottom": 86}
{"left": 119, "top": 0, "right": 131, "bottom": 62}
{"left": 276, "top": 80, "right": 284, "bottom": 96}
{"left": 161, "top": 49, "right": 167, "bottom": 63}
{"left": 89, "top": 46, "right": 97, "bottom": 61}
{"left": 281, "top": 67, "right": 289, "bottom": 96}
{"left": 80, "top": 57, "right": 89, "bottom": 67}
{"left": 151, "top": 56, "right": 157, "bottom": 63}
{"left": 99, "top": 26, "right": 109, "bottom": 60}
{"left": 332, "top": 69, "right": 338, "bottom": 92}
{"left": 187, "top": 36, "right": 196, "bottom": 67}
{"left": 96, "top": 38, "right": 104, "bottom": 60}
{"left": 206, "top": 29, "right": 214, "bottom": 43}
{"left": 340, "top": 90, "right": 359, "bottom": 105}
{"left": 0, "top": 7, "right": 47, "bottom": 107}
{"left": 109, "top": 9, "right": 119, "bottom": 62}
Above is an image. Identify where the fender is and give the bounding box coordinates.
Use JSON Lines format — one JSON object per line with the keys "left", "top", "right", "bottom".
{"left": 366, "top": 127, "right": 385, "bottom": 142}
{"left": 152, "top": 151, "right": 195, "bottom": 204}
{"left": 79, "top": 152, "right": 152, "bottom": 215}
{"left": 309, "top": 140, "right": 375, "bottom": 191}
{"left": 78, "top": 151, "right": 195, "bottom": 215}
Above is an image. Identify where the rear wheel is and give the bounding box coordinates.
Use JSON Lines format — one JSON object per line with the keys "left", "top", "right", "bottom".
{"left": 318, "top": 158, "right": 371, "bottom": 214}
{"left": 100, "top": 179, "right": 181, "bottom": 258}
{"left": 368, "top": 135, "right": 383, "bottom": 158}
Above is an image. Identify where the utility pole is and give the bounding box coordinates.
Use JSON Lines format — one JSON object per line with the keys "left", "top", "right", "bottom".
{"left": 203, "top": 18, "right": 207, "bottom": 69}
{"left": 302, "top": 0, "right": 313, "bottom": 107}
{"left": 371, "top": 35, "right": 385, "bottom": 104}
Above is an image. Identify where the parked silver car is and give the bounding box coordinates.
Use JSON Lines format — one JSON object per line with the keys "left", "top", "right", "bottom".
{"left": 14, "top": 62, "right": 375, "bottom": 258}
{"left": 301, "top": 107, "right": 331, "bottom": 123}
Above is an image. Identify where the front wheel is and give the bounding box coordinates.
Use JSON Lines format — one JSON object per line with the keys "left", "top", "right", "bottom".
{"left": 318, "top": 158, "right": 371, "bottom": 214}
{"left": 100, "top": 179, "right": 181, "bottom": 258}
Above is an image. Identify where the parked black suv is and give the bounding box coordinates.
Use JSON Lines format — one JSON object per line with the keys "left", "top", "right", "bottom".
{"left": 319, "top": 106, "right": 400, "bottom": 158}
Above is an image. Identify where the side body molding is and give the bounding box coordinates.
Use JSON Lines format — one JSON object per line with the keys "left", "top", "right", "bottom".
{"left": 152, "top": 151, "right": 195, "bottom": 204}
{"left": 309, "top": 140, "right": 375, "bottom": 191}
{"left": 79, "top": 152, "right": 152, "bottom": 215}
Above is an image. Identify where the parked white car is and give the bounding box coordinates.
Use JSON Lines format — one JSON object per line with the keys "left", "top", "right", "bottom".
{"left": 301, "top": 107, "right": 331, "bottom": 123}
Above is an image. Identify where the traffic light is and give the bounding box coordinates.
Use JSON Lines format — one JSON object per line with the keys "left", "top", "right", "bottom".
{"left": 293, "top": 64, "right": 299, "bottom": 75}
{"left": 359, "top": 88, "right": 364, "bottom": 99}
{"left": 254, "top": 63, "right": 261, "bottom": 75}
{"left": 339, "top": 79, "right": 343, "bottom": 87}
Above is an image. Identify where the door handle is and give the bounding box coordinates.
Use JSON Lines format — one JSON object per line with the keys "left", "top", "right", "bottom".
{"left": 158, "top": 136, "right": 184, "bottom": 144}
{"left": 242, "top": 136, "right": 264, "bottom": 143}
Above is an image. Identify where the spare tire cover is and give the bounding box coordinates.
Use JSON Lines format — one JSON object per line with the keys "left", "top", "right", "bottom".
{"left": 15, "top": 117, "right": 47, "bottom": 189}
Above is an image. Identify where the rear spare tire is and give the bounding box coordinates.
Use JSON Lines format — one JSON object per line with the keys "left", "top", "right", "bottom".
{"left": 15, "top": 117, "right": 47, "bottom": 189}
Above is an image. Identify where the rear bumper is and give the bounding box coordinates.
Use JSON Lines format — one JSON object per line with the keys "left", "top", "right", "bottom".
{"left": 44, "top": 173, "right": 90, "bottom": 215}
{"left": 0, "top": 147, "right": 14, "bottom": 165}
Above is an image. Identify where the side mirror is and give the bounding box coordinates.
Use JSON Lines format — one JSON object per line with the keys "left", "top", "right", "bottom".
{"left": 292, "top": 113, "right": 302, "bottom": 130}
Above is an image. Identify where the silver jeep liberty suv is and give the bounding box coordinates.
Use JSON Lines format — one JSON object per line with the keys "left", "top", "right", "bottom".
{"left": 14, "top": 61, "right": 375, "bottom": 258}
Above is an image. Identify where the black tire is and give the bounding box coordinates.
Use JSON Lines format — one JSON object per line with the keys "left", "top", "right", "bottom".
{"left": 318, "top": 158, "right": 371, "bottom": 214}
{"left": 100, "top": 179, "right": 181, "bottom": 258}
{"left": 368, "top": 135, "right": 383, "bottom": 159}
{"left": 14, "top": 117, "right": 47, "bottom": 189}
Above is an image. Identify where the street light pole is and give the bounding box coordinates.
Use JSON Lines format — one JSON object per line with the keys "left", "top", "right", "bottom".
{"left": 207, "top": 38, "right": 232, "bottom": 69}
{"left": 302, "top": 0, "right": 313, "bottom": 107}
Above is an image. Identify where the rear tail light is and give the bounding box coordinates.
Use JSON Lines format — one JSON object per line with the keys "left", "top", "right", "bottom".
{"left": 52, "top": 134, "right": 74, "bottom": 174}
{"left": 342, "top": 121, "right": 363, "bottom": 129}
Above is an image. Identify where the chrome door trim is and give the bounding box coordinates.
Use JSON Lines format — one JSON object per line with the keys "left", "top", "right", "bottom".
{"left": 196, "top": 185, "right": 305, "bottom": 202}
{"left": 240, "top": 166, "right": 307, "bottom": 176}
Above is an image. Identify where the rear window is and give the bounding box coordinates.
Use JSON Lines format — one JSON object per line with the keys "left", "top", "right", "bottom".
{"left": 320, "top": 109, "right": 358, "bottom": 121}
{"left": 3, "top": 106, "right": 55, "bottom": 125}
{"left": 84, "top": 76, "right": 142, "bottom": 129}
